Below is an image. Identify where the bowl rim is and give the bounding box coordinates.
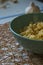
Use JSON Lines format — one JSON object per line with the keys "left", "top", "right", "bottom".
{"left": 10, "top": 14, "right": 43, "bottom": 42}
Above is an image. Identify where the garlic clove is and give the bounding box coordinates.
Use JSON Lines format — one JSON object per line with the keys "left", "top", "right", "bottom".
{"left": 25, "top": 6, "right": 33, "bottom": 14}
{"left": 25, "top": 2, "right": 40, "bottom": 14}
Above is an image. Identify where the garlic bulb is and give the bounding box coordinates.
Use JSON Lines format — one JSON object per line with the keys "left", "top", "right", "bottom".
{"left": 11, "top": 0, "right": 18, "bottom": 3}
{"left": 25, "top": 2, "right": 40, "bottom": 14}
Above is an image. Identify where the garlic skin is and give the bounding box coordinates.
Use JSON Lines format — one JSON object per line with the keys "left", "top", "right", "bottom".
{"left": 25, "top": 2, "right": 40, "bottom": 14}
{"left": 25, "top": 6, "right": 33, "bottom": 14}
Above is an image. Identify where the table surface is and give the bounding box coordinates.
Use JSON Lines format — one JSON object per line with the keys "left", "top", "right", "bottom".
{"left": 0, "top": 22, "right": 43, "bottom": 65}
{"left": 0, "top": 0, "right": 43, "bottom": 24}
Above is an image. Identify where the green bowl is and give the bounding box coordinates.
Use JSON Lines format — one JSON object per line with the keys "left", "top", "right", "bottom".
{"left": 10, "top": 13, "right": 43, "bottom": 54}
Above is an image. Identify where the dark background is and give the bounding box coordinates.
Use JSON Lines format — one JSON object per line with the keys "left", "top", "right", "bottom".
{"left": 37, "top": 0, "right": 43, "bottom": 2}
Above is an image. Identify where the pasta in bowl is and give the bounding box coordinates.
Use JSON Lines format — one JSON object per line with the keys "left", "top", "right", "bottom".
{"left": 10, "top": 13, "right": 43, "bottom": 54}
{"left": 20, "top": 22, "right": 43, "bottom": 40}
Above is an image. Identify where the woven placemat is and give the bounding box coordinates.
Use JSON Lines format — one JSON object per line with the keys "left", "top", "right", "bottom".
{"left": 0, "top": 22, "right": 43, "bottom": 65}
